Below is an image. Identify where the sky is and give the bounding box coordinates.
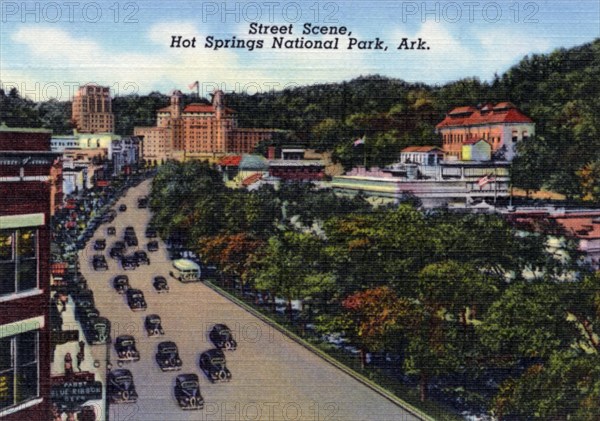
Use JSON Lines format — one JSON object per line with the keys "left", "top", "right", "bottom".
{"left": 1, "top": 0, "right": 599, "bottom": 101}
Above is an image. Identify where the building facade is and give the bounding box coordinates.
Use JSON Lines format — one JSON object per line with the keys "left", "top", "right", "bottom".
{"left": 0, "top": 128, "right": 62, "bottom": 420}
{"left": 135, "top": 90, "right": 275, "bottom": 162}
{"left": 436, "top": 102, "right": 535, "bottom": 161}
{"left": 71, "top": 84, "right": 115, "bottom": 134}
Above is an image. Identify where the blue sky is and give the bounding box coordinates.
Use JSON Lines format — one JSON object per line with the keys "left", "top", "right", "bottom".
{"left": 1, "top": 0, "right": 598, "bottom": 100}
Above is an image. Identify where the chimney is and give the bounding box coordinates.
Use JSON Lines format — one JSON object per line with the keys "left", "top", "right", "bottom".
{"left": 267, "top": 146, "right": 276, "bottom": 160}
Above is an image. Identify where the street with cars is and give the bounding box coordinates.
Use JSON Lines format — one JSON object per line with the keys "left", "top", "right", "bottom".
{"left": 76, "top": 178, "right": 419, "bottom": 421}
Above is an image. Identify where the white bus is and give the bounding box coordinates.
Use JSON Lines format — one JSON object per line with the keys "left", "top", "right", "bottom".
{"left": 169, "top": 259, "right": 201, "bottom": 282}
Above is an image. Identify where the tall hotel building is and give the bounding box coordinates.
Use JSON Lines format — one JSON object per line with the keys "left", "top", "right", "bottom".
{"left": 71, "top": 84, "right": 115, "bottom": 134}
{"left": 135, "top": 90, "right": 276, "bottom": 163}
{"left": 0, "top": 126, "right": 62, "bottom": 420}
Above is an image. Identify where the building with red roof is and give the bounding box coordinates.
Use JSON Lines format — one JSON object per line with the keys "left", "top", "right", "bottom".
{"left": 135, "top": 90, "right": 276, "bottom": 163}
{"left": 436, "top": 102, "right": 535, "bottom": 161}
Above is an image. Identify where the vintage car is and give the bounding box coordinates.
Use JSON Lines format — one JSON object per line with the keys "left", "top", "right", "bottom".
{"left": 83, "top": 316, "right": 111, "bottom": 345}
{"left": 134, "top": 251, "right": 150, "bottom": 265}
{"left": 125, "top": 234, "right": 138, "bottom": 247}
{"left": 118, "top": 204, "right": 127, "bottom": 212}
{"left": 198, "top": 349, "right": 232, "bottom": 383}
{"left": 145, "top": 314, "right": 164, "bottom": 336}
{"left": 137, "top": 196, "right": 149, "bottom": 209}
{"left": 147, "top": 241, "right": 159, "bottom": 252}
{"left": 93, "top": 238, "right": 106, "bottom": 251}
{"left": 113, "top": 275, "right": 130, "bottom": 294}
{"left": 124, "top": 226, "right": 135, "bottom": 235}
{"left": 126, "top": 289, "right": 147, "bottom": 311}
{"left": 174, "top": 373, "right": 204, "bottom": 410}
{"left": 121, "top": 255, "right": 138, "bottom": 271}
{"left": 109, "top": 241, "right": 127, "bottom": 259}
{"left": 153, "top": 276, "right": 169, "bottom": 293}
{"left": 73, "top": 290, "right": 95, "bottom": 321}
{"left": 78, "top": 307, "right": 100, "bottom": 329}
{"left": 107, "top": 226, "right": 117, "bottom": 236}
{"left": 115, "top": 335, "right": 141, "bottom": 362}
{"left": 209, "top": 324, "right": 237, "bottom": 351}
{"left": 107, "top": 369, "right": 138, "bottom": 403}
{"left": 156, "top": 341, "right": 182, "bottom": 371}
{"left": 92, "top": 254, "right": 108, "bottom": 271}
{"left": 145, "top": 227, "right": 157, "bottom": 238}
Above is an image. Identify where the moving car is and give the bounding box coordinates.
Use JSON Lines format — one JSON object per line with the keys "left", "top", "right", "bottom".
{"left": 147, "top": 241, "right": 159, "bottom": 252}
{"left": 174, "top": 374, "right": 204, "bottom": 410}
{"left": 145, "top": 314, "right": 164, "bottom": 336}
{"left": 92, "top": 254, "right": 108, "bottom": 271}
{"left": 107, "top": 369, "right": 138, "bottom": 403}
{"left": 113, "top": 275, "right": 130, "bottom": 294}
{"left": 209, "top": 324, "right": 237, "bottom": 351}
{"left": 126, "top": 289, "right": 147, "bottom": 311}
{"left": 153, "top": 276, "right": 169, "bottom": 293}
{"left": 115, "top": 335, "right": 141, "bottom": 362}
{"left": 93, "top": 238, "right": 106, "bottom": 251}
{"left": 134, "top": 251, "right": 150, "bottom": 265}
{"left": 170, "top": 259, "right": 201, "bottom": 282}
{"left": 156, "top": 341, "right": 182, "bottom": 371}
{"left": 198, "top": 349, "right": 232, "bottom": 383}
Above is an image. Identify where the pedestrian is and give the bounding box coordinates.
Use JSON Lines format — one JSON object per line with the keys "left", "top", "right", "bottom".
{"left": 78, "top": 340, "right": 85, "bottom": 360}
{"left": 76, "top": 351, "right": 83, "bottom": 371}
{"left": 64, "top": 352, "right": 74, "bottom": 381}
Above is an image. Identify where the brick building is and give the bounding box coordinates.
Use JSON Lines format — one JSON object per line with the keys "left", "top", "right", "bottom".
{"left": 0, "top": 127, "right": 62, "bottom": 420}
{"left": 436, "top": 102, "right": 535, "bottom": 161}
{"left": 71, "top": 84, "right": 115, "bottom": 134}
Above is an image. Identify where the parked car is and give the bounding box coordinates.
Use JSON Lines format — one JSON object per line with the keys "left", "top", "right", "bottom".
{"left": 209, "top": 324, "right": 237, "bottom": 351}
{"left": 121, "top": 255, "right": 138, "bottom": 271}
{"left": 156, "top": 341, "right": 182, "bottom": 371}
{"left": 83, "top": 316, "right": 111, "bottom": 345}
{"left": 134, "top": 251, "right": 150, "bottom": 265}
{"left": 174, "top": 373, "right": 204, "bottom": 410}
{"left": 93, "top": 239, "right": 106, "bottom": 251}
{"left": 118, "top": 204, "right": 127, "bottom": 212}
{"left": 115, "top": 335, "right": 141, "bottom": 362}
{"left": 137, "top": 196, "right": 148, "bottom": 209}
{"left": 107, "top": 226, "right": 117, "bottom": 236}
{"left": 145, "top": 227, "right": 157, "bottom": 238}
{"left": 153, "top": 276, "right": 169, "bottom": 293}
{"left": 76, "top": 306, "right": 99, "bottom": 327}
{"left": 124, "top": 226, "right": 135, "bottom": 235}
{"left": 198, "top": 349, "right": 231, "bottom": 383}
{"left": 92, "top": 254, "right": 108, "bottom": 271}
{"left": 147, "top": 241, "right": 159, "bottom": 252}
{"left": 113, "top": 275, "right": 130, "bottom": 294}
{"left": 109, "top": 241, "right": 127, "bottom": 259}
{"left": 125, "top": 235, "right": 138, "bottom": 247}
{"left": 126, "top": 289, "right": 147, "bottom": 311}
{"left": 145, "top": 314, "right": 164, "bottom": 336}
{"left": 107, "top": 369, "right": 138, "bottom": 403}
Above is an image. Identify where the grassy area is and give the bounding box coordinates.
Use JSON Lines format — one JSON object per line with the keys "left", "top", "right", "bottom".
{"left": 206, "top": 280, "right": 465, "bottom": 421}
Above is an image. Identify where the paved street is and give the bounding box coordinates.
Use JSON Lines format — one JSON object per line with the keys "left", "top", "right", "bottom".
{"left": 79, "top": 179, "right": 420, "bottom": 421}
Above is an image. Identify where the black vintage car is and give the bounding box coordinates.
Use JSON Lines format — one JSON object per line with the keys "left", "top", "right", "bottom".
{"left": 126, "top": 289, "right": 147, "bottom": 311}
{"left": 115, "top": 335, "right": 140, "bottom": 362}
{"left": 73, "top": 290, "right": 95, "bottom": 321}
{"left": 113, "top": 275, "right": 130, "bottom": 294}
{"left": 109, "top": 241, "right": 127, "bottom": 259}
{"left": 199, "top": 349, "right": 232, "bottom": 383}
{"left": 137, "top": 196, "right": 148, "bottom": 209}
{"left": 209, "top": 324, "right": 237, "bottom": 351}
{"left": 78, "top": 307, "right": 100, "bottom": 329}
{"left": 92, "top": 254, "right": 108, "bottom": 271}
{"left": 107, "top": 226, "right": 117, "bottom": 236}
{"left": 153, "top": 276, "right": 169, "bottom": 293}
{"left": 118, "top": 204, "right": 127, "bottom": 212}
{"left": 145, "top": 314, "right": 164, "bottom": 336}
{"left": 174, "top": 374, "right": 204, "bottom": 410}
{"left": 147, "top": 241, "right": 159, "bottom": 252}
{"left": 134, "top": 251, "right": 150, "bottom": 265}
{"left": 145, "top": 227, "right": 157, "bottom": 238}
{"left": 107, "top": 369, "right": 138, "bottom": 403}
{"left": 83, "top": 316, "right": 111, "bottom": 345}
{"left": 125, "top": 234, "right": 138, "bottom": 247}
{"left": 93, "top": 238, "right": 106, "bottom": 251}
{"left": 121, "top": 255, "right": 138, "bottom": 271}
{"left": 124, "top": 226, "right": 135, "bottom": 235}
{"left": 156, "top": 341, "right": 182, "bottom": 371}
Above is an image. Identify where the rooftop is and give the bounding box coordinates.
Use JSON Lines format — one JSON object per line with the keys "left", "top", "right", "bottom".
{"left": 436, "top": 103, "right": 533, "bottom": 129}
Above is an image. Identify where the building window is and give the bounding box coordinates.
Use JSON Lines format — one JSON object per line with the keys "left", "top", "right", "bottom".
{"left": 0, "top": 330, "right": 39, "bottom": 410}
{"left": 0, "top": 230, "right": 38, "bottom": 296}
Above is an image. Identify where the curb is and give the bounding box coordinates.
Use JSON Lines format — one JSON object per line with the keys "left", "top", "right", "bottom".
{"left": 204, "top": 281, "right": 437, "bottom": 421}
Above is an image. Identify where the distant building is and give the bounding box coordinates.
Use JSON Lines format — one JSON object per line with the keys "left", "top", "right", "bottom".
{"left": 266, "top": 147, "right": 325, "bottom": 181}
{"left": 135, "top": 90, "right": 276, "bottom": 163}
{"left": 0, "top": 127, "right": 62, "bottom": 420}
{"left": 436, "top": 102, "right": 534, "bottom": 161}
{"left": 71, "top": 84, "right": 115, "bottom": 133}
{"left": 461, "top": 139, "right": 491, "bottom": 161}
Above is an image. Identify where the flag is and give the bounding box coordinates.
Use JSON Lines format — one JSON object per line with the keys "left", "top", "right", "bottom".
{"left": 477, "top": 174, "right": 495, "bottom": 188}
{"left": 353, "top": 136, "right": 365, "bottom": 146}
{"left": 188, "top": 81, "right": 199, "bottom": 90}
